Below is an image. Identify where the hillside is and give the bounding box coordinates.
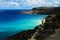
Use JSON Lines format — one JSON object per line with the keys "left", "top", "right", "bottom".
{"left": 19, "top": 7, "right": 60, "bottom": 15}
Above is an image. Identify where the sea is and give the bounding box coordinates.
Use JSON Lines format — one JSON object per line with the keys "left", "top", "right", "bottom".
{"left": 0, "top": 10, "right": 47, "bottom": 40}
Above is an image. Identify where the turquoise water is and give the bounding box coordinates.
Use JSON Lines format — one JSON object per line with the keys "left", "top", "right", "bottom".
{"left": 0, "top": 10, "right": 47, "bottom": 40}
{"left": 0, "top": 15, "right": 46, "bottom": 30}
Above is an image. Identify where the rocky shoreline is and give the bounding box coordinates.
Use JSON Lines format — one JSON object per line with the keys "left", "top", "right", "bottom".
{"left": 5, "top": 7, "right": 60, "bottom": 40}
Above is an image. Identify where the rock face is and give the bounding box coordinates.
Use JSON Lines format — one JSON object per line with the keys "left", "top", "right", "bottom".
{"left": 5, "top": 7, "right": 60, "bottom": 40}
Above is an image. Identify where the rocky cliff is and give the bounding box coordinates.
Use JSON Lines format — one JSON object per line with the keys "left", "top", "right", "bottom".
{"left": 5, "top": 7, "right": 60, "bottom": 40}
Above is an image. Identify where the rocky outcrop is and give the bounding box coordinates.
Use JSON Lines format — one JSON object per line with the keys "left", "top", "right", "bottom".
{"left": 5, "top": 7, "right": 60, "bottom": 40}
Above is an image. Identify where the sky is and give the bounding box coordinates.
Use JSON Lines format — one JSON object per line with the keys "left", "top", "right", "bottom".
{"left": 0, "top": 0, "right": 60, "bottom": 9}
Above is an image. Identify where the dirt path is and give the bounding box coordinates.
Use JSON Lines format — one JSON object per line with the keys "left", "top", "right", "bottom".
{"left": 28, "top": 30, "right": 39, "bottom": 40}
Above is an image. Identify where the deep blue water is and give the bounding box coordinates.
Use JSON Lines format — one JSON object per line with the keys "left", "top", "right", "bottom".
{"left": 0, "top": 10, "right": 47, "bottom": 40}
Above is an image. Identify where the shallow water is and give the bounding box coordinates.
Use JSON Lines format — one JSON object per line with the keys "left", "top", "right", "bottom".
{"left": 0, "top": 10, "right": 47, "bottom": 40}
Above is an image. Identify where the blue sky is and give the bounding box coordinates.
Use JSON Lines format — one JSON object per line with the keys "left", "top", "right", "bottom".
{"left": 0, "top": 0, "right": 60, "bottom": 9}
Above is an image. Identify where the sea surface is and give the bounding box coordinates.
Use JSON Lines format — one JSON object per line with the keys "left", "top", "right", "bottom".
{"left": 0, "top": 10, "right": 47, "bottom": 40}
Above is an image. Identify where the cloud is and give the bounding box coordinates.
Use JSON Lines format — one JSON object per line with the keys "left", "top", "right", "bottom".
{"left": 0, "top": 0, "right": 19, "bottom": 7}
{"left": 0, "top": 0, "right": 60, "bottom": 9}
{"left": 4, "top": 2, "right": 19, "bottom": 7}
{"left": 37, "top": 0, "right": 46, "bottom": 4}
{"left": 23, "top": 0, "right": 46, "bottom": 6}
{"left": 20, "top": 0, "right": 59, "bottom": 7}
{"left": 20, "top": 0, "right": 38, "bottom": 6}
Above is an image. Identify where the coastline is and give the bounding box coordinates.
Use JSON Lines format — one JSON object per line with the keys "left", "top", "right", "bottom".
{"left": 5, "top": 7, "right": 60, "bottom": 40}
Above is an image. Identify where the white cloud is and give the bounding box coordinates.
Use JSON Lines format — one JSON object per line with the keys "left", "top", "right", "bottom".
{"left": 20, "top": 0, "right": 46, "bottom": 7}
{"left": 0, "top": 0, "right": 60, "bottom": 9}
{"left": 20, "top": 0, "right": 59, "bottom": 7}
{"left": 5, "top": 2, "right": 19, "bottom": 7}
{"left": 37, "top": 0, "right": 46, "bottom": 4}
{"left": 23, "top": 0, "right": 38, "bottom": 6}
{"left": 0, "top": 0, "right": 20, "bottom": 7}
